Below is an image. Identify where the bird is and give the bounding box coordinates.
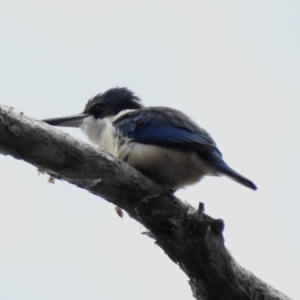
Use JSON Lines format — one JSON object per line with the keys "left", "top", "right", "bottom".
{"left": 42, "top": 87, "right": 257, "bottom": 191}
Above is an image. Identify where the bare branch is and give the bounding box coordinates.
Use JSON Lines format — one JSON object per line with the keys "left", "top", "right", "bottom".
{"left": 0, "top": 104, "right": 291, "bottom": 300}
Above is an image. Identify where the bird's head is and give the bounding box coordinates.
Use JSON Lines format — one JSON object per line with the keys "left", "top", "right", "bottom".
{"left": 84, "top": 87, "right": 143, "bottom": 119}
{"left": 42, "top": 87, "right": 143, "bottom": 127}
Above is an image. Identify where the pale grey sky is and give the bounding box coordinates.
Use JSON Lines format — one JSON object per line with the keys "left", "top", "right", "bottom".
{"left": 0, "top": 1, "right": 299, "bottom": 299}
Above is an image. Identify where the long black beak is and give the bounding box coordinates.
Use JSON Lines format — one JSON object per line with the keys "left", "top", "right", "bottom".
{"left": 42, "top": 113, "right": 88, "bottom": 128}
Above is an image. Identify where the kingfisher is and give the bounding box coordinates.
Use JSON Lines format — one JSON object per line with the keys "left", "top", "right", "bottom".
{"left": 42, "top": 87, "right": 257, "bottom": 191}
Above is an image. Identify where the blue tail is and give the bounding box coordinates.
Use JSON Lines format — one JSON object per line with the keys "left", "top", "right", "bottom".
{"left": 199, "top": 149, "right": 257, "bottom": 191}
{"left": 213, "top": 161, "right": 257, "bottom": 190}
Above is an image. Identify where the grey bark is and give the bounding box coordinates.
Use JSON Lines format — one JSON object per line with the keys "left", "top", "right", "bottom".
{"left": 0, "top": 104, "right": 292, "bottom": 300}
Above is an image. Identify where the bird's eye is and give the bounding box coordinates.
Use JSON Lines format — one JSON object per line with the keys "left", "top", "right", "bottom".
{"left": 94, "top": 104, "right": 102, "bottom": 112}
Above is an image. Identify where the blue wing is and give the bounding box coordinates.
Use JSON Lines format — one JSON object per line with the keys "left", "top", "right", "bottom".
{"left": 114, "top": 107, "right": 257, "bottom": 190}
{"left": 114, "top": 107, "right": 217, "bottom": 151}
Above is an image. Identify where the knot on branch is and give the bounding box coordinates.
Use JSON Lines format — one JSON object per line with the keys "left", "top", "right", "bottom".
{"left": 135, "top": 195, "right": 225, "bottom": 246}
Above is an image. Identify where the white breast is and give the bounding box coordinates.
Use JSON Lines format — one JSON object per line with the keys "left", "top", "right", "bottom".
{"left": 79, "top": 110, "right": 134, "bottom": 157}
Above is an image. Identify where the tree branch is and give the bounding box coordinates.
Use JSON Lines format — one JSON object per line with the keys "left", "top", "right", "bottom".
{"left": 0, "top": 104, "right": 291, "bottom": 300}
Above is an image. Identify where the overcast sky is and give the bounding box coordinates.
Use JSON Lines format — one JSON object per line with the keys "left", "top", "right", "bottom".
{"left": 0, "top": 1, "right": 299, "bottom": 299}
